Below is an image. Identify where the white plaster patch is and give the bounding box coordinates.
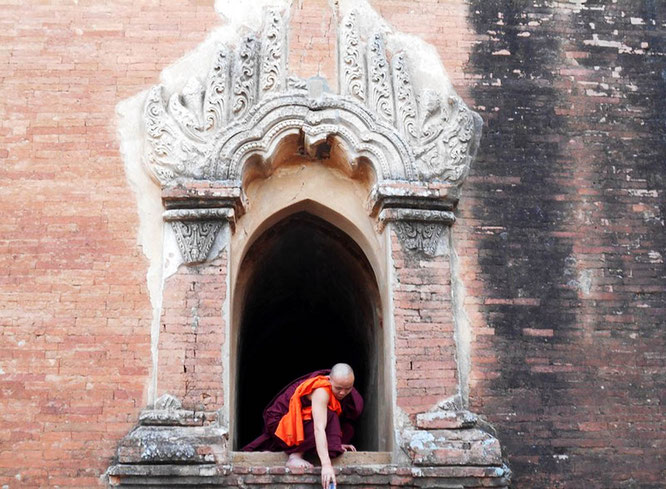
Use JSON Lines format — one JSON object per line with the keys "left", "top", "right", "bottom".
{"left": 577, "top": 269, "right": 593, "bottom": 295}
{"left": 583, "top": 34, "right": 632, "bottom": 52}
{"left": 162, "top": 223, "right": 183, "bottom": 280}
{"left": 117, "top": 91, "right": 165, "bottom": 404}
{"left": 407, "top": 430, "right": 435, "bottom": 451}
{"left": 628, "top": 189, "right": 658, "bottom": 197}
{"left": 449, "top": 230, "right": 471, "bottom": 407}
{"left": 648, "top": 251, "right": 663, "bottom": 264}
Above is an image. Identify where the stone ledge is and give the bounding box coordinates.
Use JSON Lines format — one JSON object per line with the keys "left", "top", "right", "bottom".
{"left": 106, "top": 462, "right": 510, "bottom": 488}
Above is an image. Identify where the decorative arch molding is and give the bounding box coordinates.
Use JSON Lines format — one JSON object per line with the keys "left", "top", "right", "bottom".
{"left": 145, "top": 7, "right": 482, "bottom": 264}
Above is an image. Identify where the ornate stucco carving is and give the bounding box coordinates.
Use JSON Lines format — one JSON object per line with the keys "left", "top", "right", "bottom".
{"left": 339, "top": 10, "right": 366, "bottom": 103}
{"left": 141, "top": 7, "right": 482, "bottom": 262}
{"left": 393, "top": 221, "right": 445, "bottom": 257}
{"left": 169, "top": 221, "right": 224, "bottom": 265}
{"left": 143, "top": 8, "right": 481, "bottom": 188}
{"left": 367, "top": 33, "right": 394, "bottom": 126}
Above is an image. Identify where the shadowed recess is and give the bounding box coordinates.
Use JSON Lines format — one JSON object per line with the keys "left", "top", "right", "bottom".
{"left": 235, "top": 212, "right": 382, "bottom": 451}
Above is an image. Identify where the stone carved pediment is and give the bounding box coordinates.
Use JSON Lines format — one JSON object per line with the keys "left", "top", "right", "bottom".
{"left": 144, "top": 9, "right": 481, "bottom": 189}
{"left": 142, "top": 7, "right": 482, "bottom": 263}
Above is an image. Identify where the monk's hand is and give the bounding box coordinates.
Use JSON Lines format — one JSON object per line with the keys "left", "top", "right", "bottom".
{"left": 341, "top": 444, "right": 356, "bottom": 452}
{"left": 321, "top": 464, "right": 335, "bottom": 489}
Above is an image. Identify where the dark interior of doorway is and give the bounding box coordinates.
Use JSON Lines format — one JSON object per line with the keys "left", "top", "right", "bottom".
{"left": 235, "top": 212, "right": 381, "bottom": 451}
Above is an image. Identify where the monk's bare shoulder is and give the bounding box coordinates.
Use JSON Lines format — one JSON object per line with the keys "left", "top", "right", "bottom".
{"left": 311, "top": 387, "right": 330, "bottom": 404}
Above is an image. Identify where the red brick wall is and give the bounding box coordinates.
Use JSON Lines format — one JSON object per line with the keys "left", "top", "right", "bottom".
{"left": 1, "top": 1, "right": 664, "bottom": 488}
{"left": 158, "top": 254, "right": 227, "bottom": 411}
{"left": 0, "top": 2, "right": 218, "bottom": 487}
{"left": 391, "top": 228, "right": 458, "bottom": 417}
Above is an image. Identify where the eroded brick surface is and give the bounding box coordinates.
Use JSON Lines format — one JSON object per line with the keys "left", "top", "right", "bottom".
{"left": 458, "top": 1, "right": 666, "bottom": 488}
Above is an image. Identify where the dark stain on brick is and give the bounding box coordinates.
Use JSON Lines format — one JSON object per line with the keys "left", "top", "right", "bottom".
{"left": 466, "top": 1, "right": 576, "bottom": 486}
{"left": 465, "top": 0, "right": 666, "bottom": 488}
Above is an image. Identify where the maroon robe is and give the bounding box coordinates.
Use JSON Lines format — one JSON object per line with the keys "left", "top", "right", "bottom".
{"left": 242, "top": 369, "right": 364, "bottom": 458}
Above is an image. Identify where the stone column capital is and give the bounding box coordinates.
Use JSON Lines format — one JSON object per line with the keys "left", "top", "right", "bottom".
{"left": 369, "top": 183, "right": 457, "bottom": 257}
{"left": 162, "top": 181, "right": 245, "bottom": 265}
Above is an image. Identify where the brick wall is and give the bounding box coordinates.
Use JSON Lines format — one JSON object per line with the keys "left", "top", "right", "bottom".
{"left": 391, "top": 228, "right": 458, "bottom": 417}
{"left": 157, "top": 254, "right": 227, "bottom": 411}
{"left": 452, "top": 1, "right": 665, "bottom": 488}
{"left": 0, "top": 2, "right": 218, "bottom": 487}
{"left": 1, "top": 1, "right": 664, "bottom": 488}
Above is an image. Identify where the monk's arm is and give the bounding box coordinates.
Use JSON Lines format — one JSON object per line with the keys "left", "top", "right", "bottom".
{"left": 311, "top": 388, "right": 335, "bottom": 486}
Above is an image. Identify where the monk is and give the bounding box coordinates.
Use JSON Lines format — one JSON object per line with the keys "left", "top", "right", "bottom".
{"left": 243, "top": 363, "right": 363, "bottom": 489}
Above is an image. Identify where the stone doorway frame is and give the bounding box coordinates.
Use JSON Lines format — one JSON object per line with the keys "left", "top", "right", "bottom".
{"left": 106, "top": 4, "right": 510, "bottom": 488}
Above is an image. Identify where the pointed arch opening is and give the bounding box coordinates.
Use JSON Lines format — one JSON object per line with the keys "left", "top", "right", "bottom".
{"left": 233, "top": 211, "right": 384, "bottom": 452}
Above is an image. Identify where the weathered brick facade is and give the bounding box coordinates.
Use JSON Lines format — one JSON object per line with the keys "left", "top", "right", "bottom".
{"left": 1, "top": 1, "right": 663, "bottom": 488}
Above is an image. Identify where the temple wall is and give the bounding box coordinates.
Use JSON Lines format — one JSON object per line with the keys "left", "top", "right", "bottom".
{"left": 1, "top": 1, "right": 664, "bottom": 488}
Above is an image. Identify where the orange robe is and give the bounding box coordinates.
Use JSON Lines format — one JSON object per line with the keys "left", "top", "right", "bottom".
{"left": 242, "top": 369, "right": 363, "bottom": 456}
{"left": 274, "top": 375, "right": 342, "bottom": 447}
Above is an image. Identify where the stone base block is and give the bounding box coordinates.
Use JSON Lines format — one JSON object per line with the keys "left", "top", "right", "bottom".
{"left": 403, "top": 428, "right": 503, "bottom": 466}
{"left": 106, "top": 462, "right": 511, "bottom": 488}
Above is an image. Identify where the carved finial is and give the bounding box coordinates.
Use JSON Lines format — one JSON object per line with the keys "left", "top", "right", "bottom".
{"left": 204, "top": 45, "right": 230, "bottom": 132}
{"left": 367, "top": 32, "right": 394, "bottom": 125}
{"left": 392, "top": 52, "right": 419, "bottom": 145}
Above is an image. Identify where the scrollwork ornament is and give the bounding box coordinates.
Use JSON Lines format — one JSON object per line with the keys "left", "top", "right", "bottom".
{"left": 340, "top": 10, "right": 366, "bottom": 102}
{"left": 414, "top": 92, "right": 476, "bottom": 183}
{"left": 367, "top": 33, "right": 394, "bottom": 125}
{"left": 260, "top": 10, "right": 285, "bottom": 95}
{"left": 232, "top": 35, "right": 259, "bottom": 119}
{"left": 144, "top": 85, "right": 185, "bottom": 184}
{"left": 392, "top": 52, "right": 419, "bottom": 145}
{"left": 167, "top": 78, "right": 205, "bottom": 143}
{"left": 204, "top": 46, "right": 230, "bottom": 132}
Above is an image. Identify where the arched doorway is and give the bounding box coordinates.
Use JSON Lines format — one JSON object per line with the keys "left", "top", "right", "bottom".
{"left": 234, "top": 212, "right": 383, "bottom": 451}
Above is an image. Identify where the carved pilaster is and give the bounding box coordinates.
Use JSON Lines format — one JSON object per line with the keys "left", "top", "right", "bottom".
{"left": 372, "top": 183, "right": 457, "bottom": 257}
{"left": 393, "top": 220, "right": 445, "bottom": 256}
{"left": 166, "top": 219, "right": 225, "bottom": 265}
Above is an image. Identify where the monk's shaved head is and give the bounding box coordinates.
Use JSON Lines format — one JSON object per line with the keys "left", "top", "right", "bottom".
{"left": 329, "top": 363, "right": 354, "bottom": 400}
{"left": 330, "top": 363, "right": 354, "bottom": 381}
